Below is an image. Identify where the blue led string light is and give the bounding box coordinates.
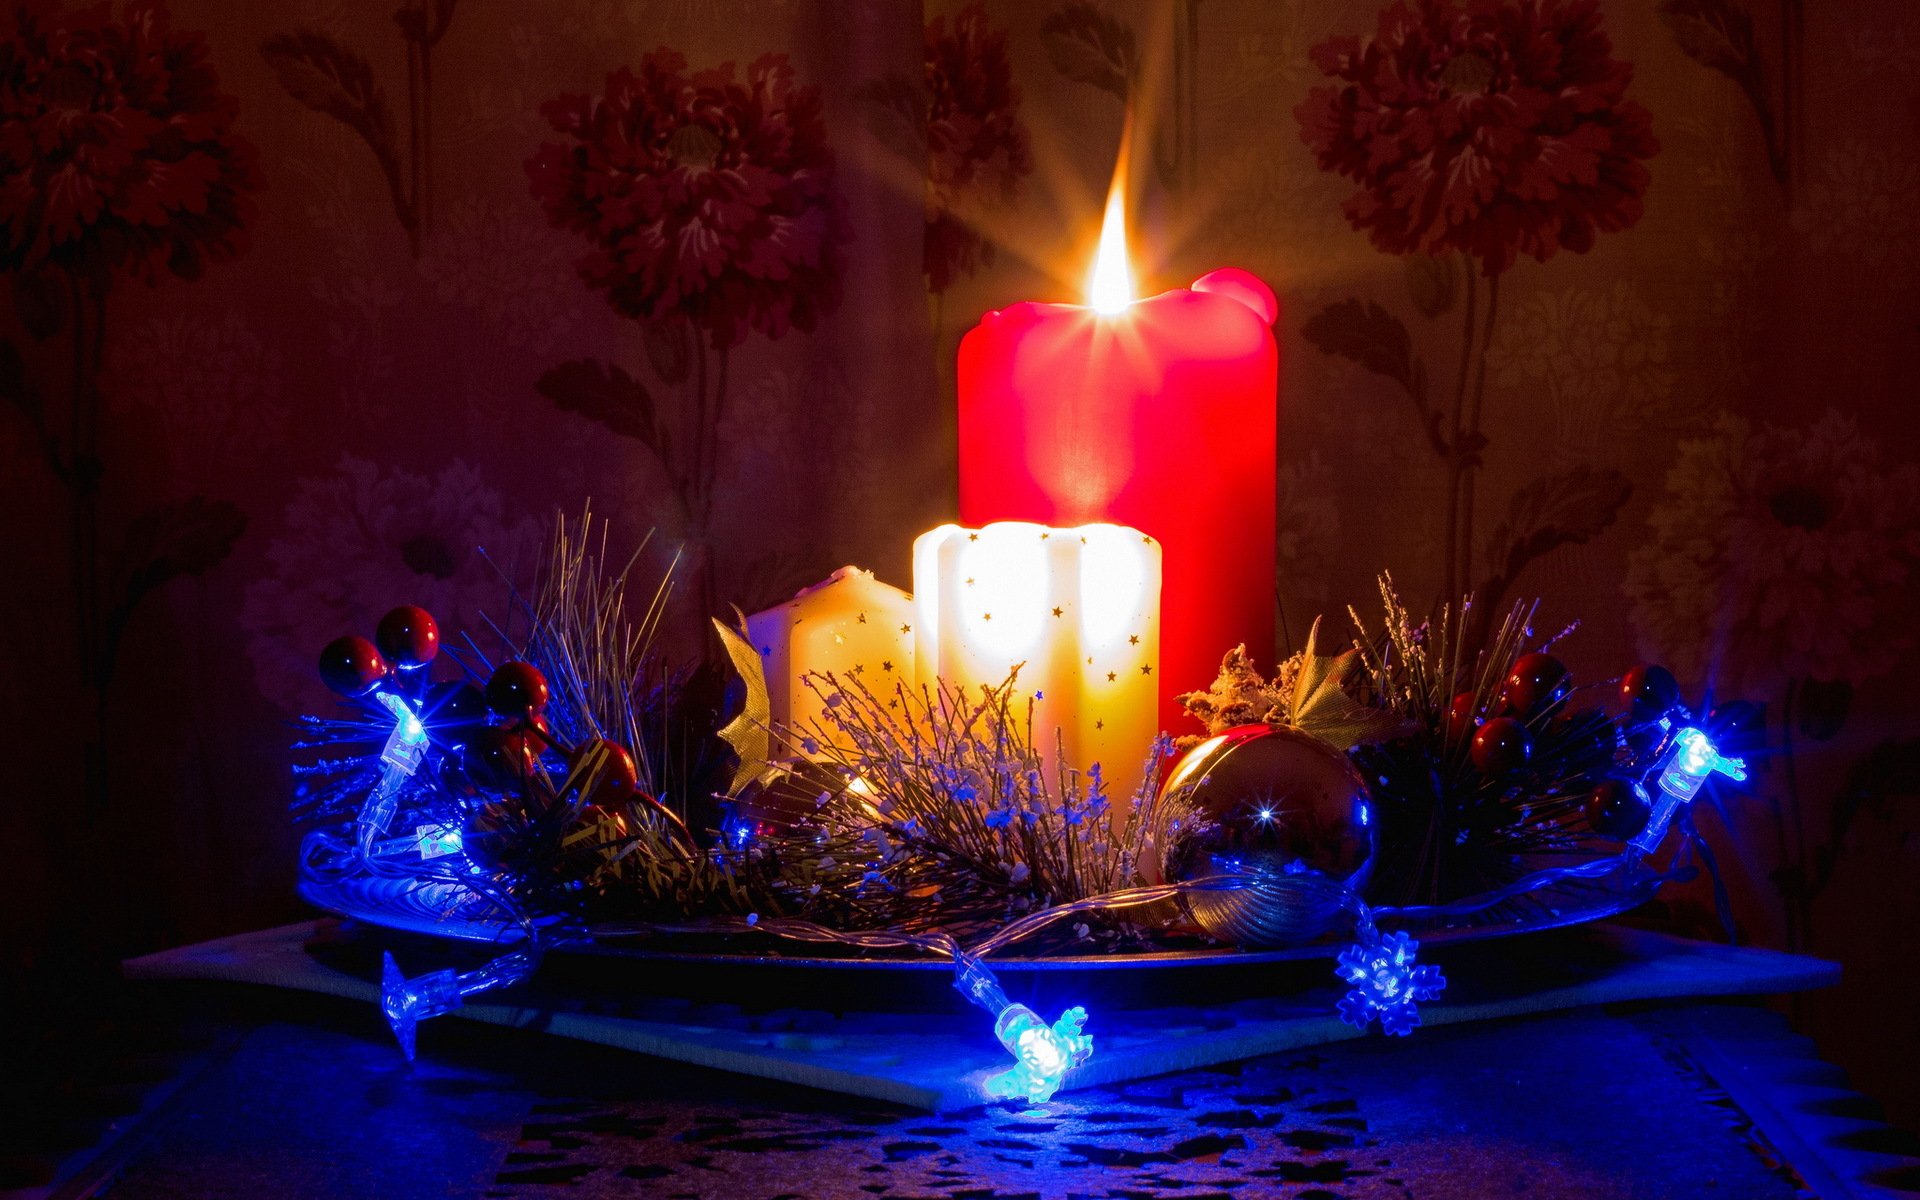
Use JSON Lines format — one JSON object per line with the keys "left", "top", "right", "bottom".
{"left": 1335, "top": 924, "right": 1446, "bottom": 1036}
{"left": 356, "top": 689, "right": 429, "bottom": 858}
{"left": 381, "top": 949, "right": 538, "bottom": 1061}
{"left": 1630, "top": 725, "right": 1747, "bottom": 856}
{"left": 589, "top": 879, "right": 1235, "bottom": 1103}
{"left": 305, "top": 676, "right": 553, "bottom": 1057}
{"left": 952, "top": 951, "right": 1091, "bottom": 1104}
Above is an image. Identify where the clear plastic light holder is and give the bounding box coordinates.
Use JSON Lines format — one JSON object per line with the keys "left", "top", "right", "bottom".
{"left": 1629, "top": 725, "right": 1747, "bottom": 856}
{"left": 357, "top": 690, "right": 429, "bottom": 855}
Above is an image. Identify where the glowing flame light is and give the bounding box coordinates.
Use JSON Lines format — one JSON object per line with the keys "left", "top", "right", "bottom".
{"left": 1087, "top": 179, "right": 1133, "bottom": 314}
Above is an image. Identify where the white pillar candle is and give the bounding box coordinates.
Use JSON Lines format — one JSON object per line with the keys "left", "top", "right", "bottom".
{"left": 746, "top": 566, "right": 916, "bottom": 744}
{"left": 912, "top": 522, "right": 1162, "bottom": 803}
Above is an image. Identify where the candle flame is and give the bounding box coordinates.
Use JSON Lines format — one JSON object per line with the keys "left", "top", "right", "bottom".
{"left": 1087, "top": 180, "right": 1133, "bottom": 314}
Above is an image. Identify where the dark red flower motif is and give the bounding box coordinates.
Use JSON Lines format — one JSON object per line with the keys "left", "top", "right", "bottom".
{"left": 0, "top": 0, "right": 261, "bottom": 283}
{"left": 527, "top": 50, "right": 846, "bottom": 351}
{"left": 1295, "top": 0, "right": 1657, "bottom": 275}
{"left": 924, "top": 4, "right": 1030, "bottom": 294}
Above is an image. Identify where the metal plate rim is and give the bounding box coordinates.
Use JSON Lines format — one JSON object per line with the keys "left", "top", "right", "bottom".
{"left": 300, "top": 870, "right": 1660, "bottom": 971}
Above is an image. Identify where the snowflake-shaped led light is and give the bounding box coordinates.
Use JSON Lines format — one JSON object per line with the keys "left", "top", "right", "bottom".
{"left": 986, "top": 1005, "right": 1092, "bottom": 1104}
{"left": 1336, "top": 930, "right": 1446, "bottom": 1037}
{"left": 953, "top": 951, "right": 1092, "bottom": 1104}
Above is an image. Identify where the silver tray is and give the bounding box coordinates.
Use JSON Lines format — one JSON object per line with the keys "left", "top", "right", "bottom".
{"left": 300, "top": 860, "right": 1665, "bottom": 970}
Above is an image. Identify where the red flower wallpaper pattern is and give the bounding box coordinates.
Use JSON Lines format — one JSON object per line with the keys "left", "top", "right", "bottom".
{"left": 527, "top": 49, "right": 847, "bottom": 352}
{"left": 0, "top": 0, "right": 259, "bottom": 282}
{"left": 1295, "top": 0, "right": 1658, "bottom": 275}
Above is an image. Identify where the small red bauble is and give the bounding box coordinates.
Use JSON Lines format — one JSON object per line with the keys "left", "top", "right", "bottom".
{"left": 375, "top": 605, "right": 440, "bottom": 670}
{"left": 464, "top": 725, "right": 540, "bottom": 789}
{"left": 1470, "top": 716, "right": 1533, "bottom": 776}
{"left": 1624, "top": 723, "right": 1665, "bottom": 762}
{"left": 1619, "top": 663, "right": 1679, "bottom": 720}
{"left": 318, "top": 636, "right": 389, "bottom": 697}
{"left": 1499, "top": 653, "right": 1569, "bottom": 716}
{"left": 569, "top": 738, "right": 639, "bottom": 807}
{"left": 1445, "top": 691, "right": 1478, "bottom": 745}
{"left": 1584, "top": 778, "right": 1652, "bottom": 840}
{"left": 486, "top": 661, "right": 550, "bottom": 718}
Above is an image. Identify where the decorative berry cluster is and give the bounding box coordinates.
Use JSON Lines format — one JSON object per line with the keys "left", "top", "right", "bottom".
{"left": 314, "top": 606, "right": 653, "bottom": 862}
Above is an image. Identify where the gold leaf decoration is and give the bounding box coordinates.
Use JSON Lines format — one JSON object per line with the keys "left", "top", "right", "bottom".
{"left": 1287, "top": 617, "right": 1412, "bottom": 751}
{"left": 712, "top": 615, "right": 774, "bottom": 797}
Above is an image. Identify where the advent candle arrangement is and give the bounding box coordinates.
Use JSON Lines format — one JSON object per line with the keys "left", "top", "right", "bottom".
{"left": 749, "top": 163, "right": 1279, "bottom": 795}
{"left": 956, "top": 183, "right": 1280, "bottom": 728}
{"left": 913, "top": 522, "right": 1161, "bottom": 803}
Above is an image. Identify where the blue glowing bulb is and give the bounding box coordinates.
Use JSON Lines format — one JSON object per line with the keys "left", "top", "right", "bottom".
{"left": 987, "top": 1005, "right": 1091, "bottom": 1104}
{"left": 357, "top": 692, "right": 431, "bottom": 856}
{"left": 380, "top": 952, "right": 452, "bottom": 1062}
{"left": 953, "top": 952, "right": 1092, "bottom": 1104}
{"left": 1336, "top": 930, "right": 1445, "bottom": 1037}
{"left": 1630, "top": 726, "right": 1747, "bottom": 855}
{"left": 414, "top": 822, "right": 463, "bottom": 859}
{"left": 375, "top": 690, "right": 428, "bottom": 774}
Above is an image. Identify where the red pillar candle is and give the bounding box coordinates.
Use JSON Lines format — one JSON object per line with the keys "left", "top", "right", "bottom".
{"left": 957, "top": 265, "right": 1279, "bottom": 730}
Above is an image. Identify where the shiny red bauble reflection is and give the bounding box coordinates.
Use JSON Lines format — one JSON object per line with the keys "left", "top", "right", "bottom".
{"left": 318, "top": 636, "right": 389, "bottom": 697}
{"left": 1499, "top": 652, "right": 1569, "bottom": 717}
{"left": 1584, "top": 778, "right": 1652, "bottom": 840}
{"left": 486, "top": 661, "right": 550, "bottom": 719}
{"left": 1618, "top": 663, "right": 1679, "bottom": 720}
{"left": 375, "top": 605, "right": 440, "bottom": 670}
{"left": 1470, "top": 716, "right": 1533, "bottom": 776}
{"left": 569, "top": 738, "right": 639, "bottom": 807}
{"left": 1445, "top": 691, "right": 1478, "bottom": 745}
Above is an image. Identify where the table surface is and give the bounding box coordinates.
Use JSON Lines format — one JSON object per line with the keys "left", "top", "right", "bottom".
{"left": 119, "top": 919, "right": 1847, "bottom": 1111}
{"left": 25, "top": 991, "right": 1912, "bottom": 1200}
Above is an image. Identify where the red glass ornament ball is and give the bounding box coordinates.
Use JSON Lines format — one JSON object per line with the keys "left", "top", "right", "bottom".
{"left": 1499, "top": 653, "right": 1569, "bottom": 716}
{"left": 570, "top": 738, "right": 639, "bottom": 807}
{"left": 1470, "top": 716, "right": 1533, "bottom": 775}
{"left": 1445, "top": 691, "right": 1478, "bottom": 745}
{"left": 318, "top": 635, "right": 389, "bottom": 697}
{"left": 1584, "top": 778, "right": 1652, "bottom": 840}
{"left": 375, "top": 605, "right": 440, "bottom": 670}
{"left": 486, "top": 661, "right": 550, "bottom": 718}
{"left": 1619, "top": 663, "right": 1679, "bottom": 720}
{"left": 463, "top": 725, "right": 540, "bottom": 790}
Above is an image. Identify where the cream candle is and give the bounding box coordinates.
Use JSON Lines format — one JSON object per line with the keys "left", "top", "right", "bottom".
{"left": 912, "top": 522, "right": 1161, "bottom": 803}
{"left": 745, "top": 566, "right": 915, "bottom": 744}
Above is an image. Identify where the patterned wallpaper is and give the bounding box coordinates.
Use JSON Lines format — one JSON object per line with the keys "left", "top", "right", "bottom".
{"left": 3, "top": 0, "right": 1916, "bottom": 1124}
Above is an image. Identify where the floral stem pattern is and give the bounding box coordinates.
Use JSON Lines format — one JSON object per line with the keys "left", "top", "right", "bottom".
{"left": 1458, "top": 271, "right": 1502, "bottom": 609}
{"left": 1443, "top": 268, "right": 1478, "bottom": 605}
